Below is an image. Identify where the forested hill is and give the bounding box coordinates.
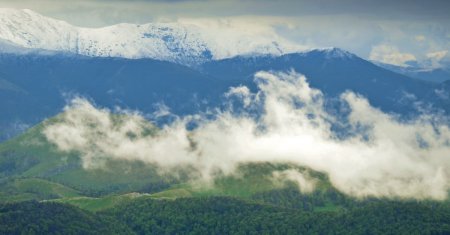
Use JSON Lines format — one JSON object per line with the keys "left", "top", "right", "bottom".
{"left": 0, "top": 201, "right": 133, "bottom": 234}
{"left": 1, "top": 197, "right": 449, "bottom": 234}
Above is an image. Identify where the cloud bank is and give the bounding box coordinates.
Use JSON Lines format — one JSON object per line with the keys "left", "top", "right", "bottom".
{"left": 369, "top": 44, "right": 417, "bottom": 67}
{"left": 43, "top": 71, "right": 450, "bottom": 200}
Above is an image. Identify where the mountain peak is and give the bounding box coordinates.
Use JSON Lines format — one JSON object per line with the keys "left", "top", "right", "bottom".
{"left": 311, "top": 47, "right": 356, "bottom": 59}
{"left": 0, "top": 8, "right": 304, "bottom": 66}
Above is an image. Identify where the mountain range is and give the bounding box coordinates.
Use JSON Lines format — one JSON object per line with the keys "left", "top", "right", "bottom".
{"left": 0, "top": 8, "right": 450, "bottom": 234}
{"left": 1, "top": 46, "right": 449, "bottom": 141}
{"left": 0, "top": 8, "right": 303, "bottom": 66}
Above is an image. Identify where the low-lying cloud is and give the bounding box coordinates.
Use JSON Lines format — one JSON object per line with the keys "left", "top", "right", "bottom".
{"left": 43, "top": 71, "right": 450, "bottom": 200}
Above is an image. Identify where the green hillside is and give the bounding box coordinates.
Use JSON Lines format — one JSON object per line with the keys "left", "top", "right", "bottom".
{"left": 1, "top": 116, "right": 448, "bottom": 212}
{"left": 1, "top": 115, "right": 450, "bottom": 234}
{"left": 52, "top": 193, "right": 153, "bottom": 212}
{"left": 0, "top": 114, "right": 343, "bottom": 209}
{"left": 0, "top": 178, "right": 81, "bottom": 202}
{"left": 0, "top": 116, "right": 173, "bottom": 201}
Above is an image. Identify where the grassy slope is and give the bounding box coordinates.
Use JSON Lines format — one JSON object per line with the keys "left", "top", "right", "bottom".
{"left": 0, "top": 178, "right": 81, "bottom": 202}
{"left": 0, "top": 117, "right": 171, "bottom": 202}
{"left": 52, "top": 193, "right": 154, "bottom": 212}
{"left": 0, "top": 120, "right": 372, "bottom": 213}
{"left": 0, "top": 113, "right": 342, "bottom": 212}
{"left": 1, "top": 116, "right": 448, "bottom": 214}
{"left": 46, "top": 163, "right": 341, "bottom": 212}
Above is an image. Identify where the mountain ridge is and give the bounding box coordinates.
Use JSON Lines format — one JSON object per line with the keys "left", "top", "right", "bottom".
{"left": 0, "top": 8, "right": 303, "bottom": 66}
{"left": 0, "top": 46, "right": 449, "bottom": 142}
{"left": 374, "top": 61, "right": 450, "bottom": 83}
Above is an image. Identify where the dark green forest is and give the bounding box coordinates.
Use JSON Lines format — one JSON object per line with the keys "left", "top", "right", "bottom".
{"left": 1, "top": 196, "right": 449, "bottom": 235}
{"left": 0, "top": 201, "right": 133, "bottom": 235}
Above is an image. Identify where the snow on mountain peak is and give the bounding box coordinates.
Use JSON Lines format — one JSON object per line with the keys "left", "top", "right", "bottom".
{"left": 0, "top": 9, "right": 77, "bottom": 50}
{"left": 0, "top": 8, "right": 307, "bottom": 65}
{"left": 309, "top": 47, "right": 356, "bottom": 59}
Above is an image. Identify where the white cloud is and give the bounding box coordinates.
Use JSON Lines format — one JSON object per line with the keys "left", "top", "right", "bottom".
{"left": 427, "top": 50, "right": 448, "bottom": 60}
{"left": 44, "top": 71, "right": 450, "bottom": 200}
{"left": 225, "top": 86, "right": 253, "bottom": 108}
{"left": 426, "top": 50, "right": 448, "bottom": 68}
{"left": 369, "top": 44, "right": 417, "bottom": 66}
{"left": 173, "top": 17, "right": 306, "bottom": 58}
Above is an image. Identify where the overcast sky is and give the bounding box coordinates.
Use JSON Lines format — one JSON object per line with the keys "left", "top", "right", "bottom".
{"left": 0, "top": 0, "right": 449, "bottom": 67}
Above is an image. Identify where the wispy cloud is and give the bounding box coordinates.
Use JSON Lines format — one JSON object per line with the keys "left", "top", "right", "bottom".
{"left": 426, "top": 50, "right": 448, "bottom": 68}
{"left": 44, "top": 71, "right": 450, "bottom": 200}
{"left": 369, "top": 44, "right": 417, "bottom": 67}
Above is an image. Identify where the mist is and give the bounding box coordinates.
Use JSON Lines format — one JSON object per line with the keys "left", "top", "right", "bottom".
{"left": 43, "top": 71, "right": 450, "bottom": 200}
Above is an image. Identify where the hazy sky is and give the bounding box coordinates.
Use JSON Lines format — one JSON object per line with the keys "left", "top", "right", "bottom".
{"left": 0, "top": 0, "right": 449, "bottom": 67}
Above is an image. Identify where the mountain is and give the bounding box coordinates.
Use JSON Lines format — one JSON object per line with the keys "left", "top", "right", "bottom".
{"left": 201, "top": 48, "right": 450, "bottom": 116}
{"left": 375, "top": 61, "right": 450, "bottom": 83}
{"left": 1, "top": 7, "right": 450, "bottom": 234}
{"left": 1, "top": 48, "right": 449, "bottom": 141}
{"left": 0, "top": 52, "right": 238, "bottom": 141}
{"left": 0, "top": 118, "right": 172, "bottom": 200}
{"left": 1, "top": 8, "right": 448, "bottom": 143}
{"left": 1, "top": 88, "right": 449, "bottom": 233}
{"left": 0, "top": 112, "right": 344, "bottom": 210}
{"left": 0, "top": 8, "right": 300, "bottom": 66}
{"left": 1, "top": 108, "right": 449, "bottom": 231}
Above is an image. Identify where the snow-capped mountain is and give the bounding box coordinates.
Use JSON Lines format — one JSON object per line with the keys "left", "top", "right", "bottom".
{"left": 0, "top": 8, "right": 302, "bottom": 65}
